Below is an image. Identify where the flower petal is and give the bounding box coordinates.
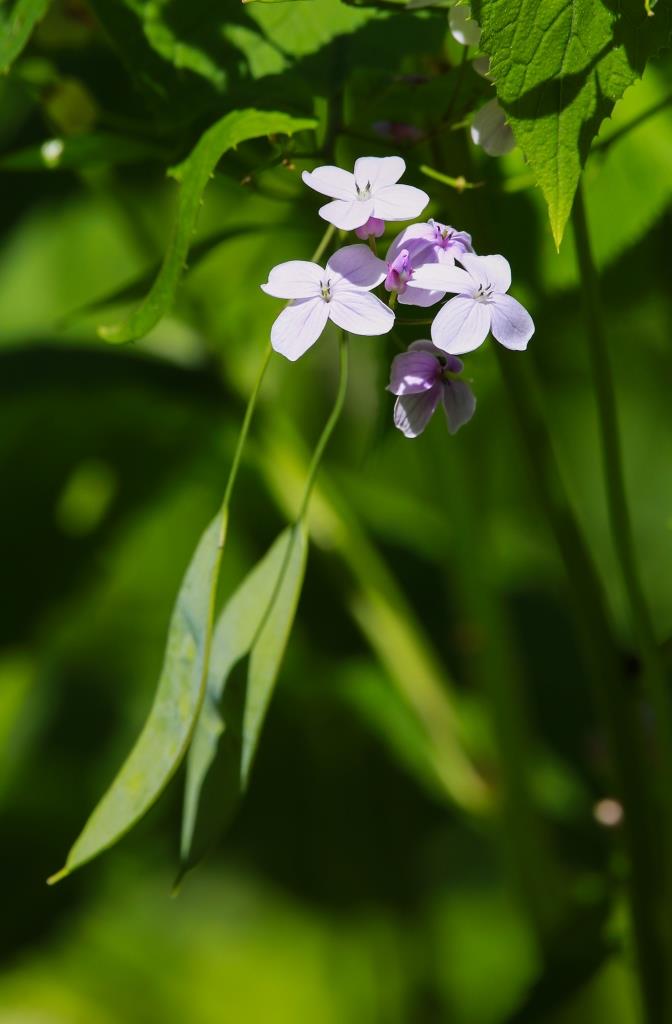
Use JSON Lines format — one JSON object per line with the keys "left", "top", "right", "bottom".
{"left": 449, "top": 5, "right": 481, "bottom": 46}
{"left": 489, "top": 294, "right": 535, "bottom": 350}
{"left": 319, "top": 198, "right": 374, "bottom": 230}
{"left": 458, "top": 253, "right": 511, "bottom": 293}
{"left": 327, "top": 244, "right": 387, "bottom": 290}
{"left": 431, "top": 295, "right": 491, "bottom": 354}
{"left": 372, "top": 184, "right": 430, "bottom": 222}
{"left": 354, "top": 155, "right": 405, "bottom": 190}
{"left": 408, "top": 262, "right": 473, "bottom": 294}
{"left": 385, "top": 223, "right": 435, "bottom": 263}
{"left": 442, "top": 380, "right": 476, "bottom": 435}
{"left": 470, "top": 99, "right": 516, "bottom": 157}
{"left": 261, "top": 260, "right": 323, "bottom": 299}
{"left": 302, "top": 165, "right": 355, "bottom": 200}
{"left": 399, "top": 286, "right": 445, "bottom": 308}
{"left": 329, "top": 289, "right": 395, "bottom": 336}
{"left": 388, "top": 350, "right": 440, "bottom": 395}
{"left": 393, "top": 388, "right": 441, "bottom": 438}
{"left": 270, "top": 297, "right": 330, "bottom": 361}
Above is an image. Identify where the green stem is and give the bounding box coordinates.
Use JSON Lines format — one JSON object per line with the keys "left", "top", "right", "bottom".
{"left": 297, "top": 332, "right": 349, "bottom": 521}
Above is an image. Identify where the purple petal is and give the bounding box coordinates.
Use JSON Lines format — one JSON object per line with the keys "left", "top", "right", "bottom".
{"left": 385, "top": 223, "right": 435, "bottom": 263}
{"left": 270, "top": 298, "right": 330, "bottom": 361}
{"left": 442, "top": 379, "right": 476, "bottom": 434}
{"left": 354, "top": 155, "right": 405, "bottom": 190}
{"left": 398, "top": 285, "right": 445, "bottom": 308}
{"left": 408, "top": 263, "right": 473, "bottom": 295}
{"left": 393, "top": 388, "right": 441, "bottom": 438}
{"left": 319, "top": 198, "right": 374, "bottom": 230}
{"left": 355, "top": 216, "right": 385, "bottom": 240}
{"left": 458, "top": 253, "right": 511, "bottom": 293}
{"left": 388, "top": 350, "right": 441, "bottom": 395}
{"left": 489, "top": 294, "right": 534, "bottom": 350}
{"left": 327, "top": 244, "right": 387, "bottom": 290}
{"left": 431, "top": 295, "right": 491, "bottom": 354}
{"left": 261, "top": 260, "right": 323, "bottom": 299}
{"left": 302, "top": 165, "right": 355, "bottom": 200}
{"left": 328, "top": 289, "right": 394, "bottom": 336}
{"left": 372, "top": 184, "right": 430, "bottom": 222}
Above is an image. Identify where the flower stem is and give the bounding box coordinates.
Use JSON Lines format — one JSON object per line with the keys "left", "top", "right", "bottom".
{"left": 297, "top": 332, "right": 349, "bottom": 521}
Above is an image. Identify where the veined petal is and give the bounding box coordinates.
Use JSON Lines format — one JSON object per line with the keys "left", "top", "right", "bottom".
{"left": 302, "top": 165, "right": 355, "bottom": 200}
{"left": 329, "top": 289, "right": 394, "bottom": 337}
{"left": 442, "top": 380, "right": 477, "bottom": 435}
{"left": 354, "top": 155, "right": 405, "bottom": 190}
{"left": 261, "top": 260, "right": 323, "bottom": 299}
{"left": 393, "top": 389, "right": 441, "bottom": 438}
{"left": 388, "top": 350, "right": 440, "bottom": 395}
{"left": 270, "top": 297, "right": 330, "bottom": 361}
{"left": 399, "top": 286, "right": 444, "bottom": 308}
{"left": 319, "top": 198, "right": 374, "bottom": 230}
{"left": 458, "top": 253, "right": 511, "bottom": 293}
{"left": 431, "top": 295, "right": 491, "bottom": 354}
{"left": 372, "top": 184, "right": 429, "bottom": 222}
{"left": 327, "top": 244, "right": 387, "bottom": 290}
{"left": 489, "top": 294, "right": 534, "bottom": 350}
{"left": 409, "top": 263, "right": 473, "bottom": 295}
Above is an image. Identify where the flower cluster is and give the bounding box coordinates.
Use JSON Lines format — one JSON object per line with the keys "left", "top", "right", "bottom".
{"left": 261, "top": 156, "right": 534, "bottom": 438}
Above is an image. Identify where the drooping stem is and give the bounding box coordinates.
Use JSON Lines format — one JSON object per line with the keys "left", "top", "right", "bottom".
{"left": 297, "top": 331, "right": 349, "bottom": 521}
{"left": 495, "top": 345, "right": 670, "bottom": 1023}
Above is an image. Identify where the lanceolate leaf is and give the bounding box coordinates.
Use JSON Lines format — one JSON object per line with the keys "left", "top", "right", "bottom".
{"left": 180, "top": 524, "right": 308, "bottom": 873}
{"left": 49, "top": 516, "right": 221, "bottom": 883}
{"left": 472, "top": 0, "right": 672, "bottom": 247}
{"left": 0, "top": 0, "right": 49, "bottom": 72}
{"left": 98, "top": 109, "right": 315, "bottom": 343}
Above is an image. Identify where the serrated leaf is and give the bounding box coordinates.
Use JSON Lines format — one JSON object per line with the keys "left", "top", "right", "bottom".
{"left": 472, "top": 0, "right": 672, "bottom": 246}
{"left": 98, "top": 108, "right": 315, "bottom": 344}
{"left": 180, "top": 524, "right": 308, "bottom": 874}
{"left": 48, "top": 516, "right": 220, "bottom": 883}
{"left": 0, "top": 0, "right": 49, "bottom": 72}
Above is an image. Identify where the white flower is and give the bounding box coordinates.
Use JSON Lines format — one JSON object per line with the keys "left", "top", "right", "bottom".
{"left": 471, "top": 99, "right": 516, "bottom": 156}
{"left": 449, "top": 4, "right": 481, "bottom": 46}
{"left": 302, "top": 156, "right": 429, "bottom": 231}
{"left": 409, "top": 253, "right": 534, "bottom": 354}
{"left": 261, "top": 244, "right": 393, "bottom": 361}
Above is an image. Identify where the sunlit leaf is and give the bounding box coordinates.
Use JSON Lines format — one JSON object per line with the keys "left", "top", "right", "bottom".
{"left": 48, "top": 515, "right": 220, "bottom": 882}
{"left": 472, "top": 0, "right": 672, "bottom": 246}
{"left": 180, "top": 524, "right": 308, "bottom": 873}
{"left": 0, "top": 0, "right": 49, "bottom": 72}
{"left": 98, "top": 108, "right": 316, "bottom": 344}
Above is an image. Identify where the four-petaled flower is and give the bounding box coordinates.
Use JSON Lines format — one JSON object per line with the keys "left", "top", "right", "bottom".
{"left": 302, "top": 156, "right": 429, "bottom": 231}
{"left": 409, "top": 253, "right": 534, "bottom": 354}
{"left": 261, "top": 244, "right": 392, "bottom": 361}
{"left": 388, "top": 341, "right": 476, "bottom": 438}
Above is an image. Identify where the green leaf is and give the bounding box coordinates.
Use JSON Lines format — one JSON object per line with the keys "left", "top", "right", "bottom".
{"left": 98, "top": 108, "right": 316, "bottom": 344}
{"left": 48, "top": 516, "right": 221, "bottom": 883}
{"left": 180, "top": 524, "right": 308, "bottom": 874}
{"left": 0, "top": 0, "right": 49, "bottom": 73}
{"left": 472, "top": 0, "right": 672, "bottom": 246}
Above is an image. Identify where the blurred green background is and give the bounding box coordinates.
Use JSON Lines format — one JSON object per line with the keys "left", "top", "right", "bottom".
{"left": 1, "top": 0, "right": 671, "bottom": 1021}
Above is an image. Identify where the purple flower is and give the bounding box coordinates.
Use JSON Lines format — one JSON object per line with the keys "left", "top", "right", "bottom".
{"left": 302, "top": 156, "right": 429, "bottom": 231}
{"left": 388, "top": 341, "right": 476, "bottom": 438}
{"left": 355, "top": 216, "right": 386, "bottom": 241}
{"left": 471, "top": 99, "right": 515, "bottom": 157}
{"left": 383, "top": 221, "right": 473, "bottom": 306}
{"left": 261, "top": 244, "right": 393, "bottom": 361}
{"left": 372, "top": 121, "right": 424, "bottom": 145}
{"left": 408, "top": 253, "right": 534, "bottom": 354}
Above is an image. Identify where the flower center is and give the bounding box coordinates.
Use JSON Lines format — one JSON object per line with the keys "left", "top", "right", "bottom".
{"left": 321, "top": 279, "right": 333, "bottom": 302}
{"left": 355, "top": 180, "right": 373, "bottom": 201}
{"left": 474, "top": 282, "right": 494, "bottom": 302}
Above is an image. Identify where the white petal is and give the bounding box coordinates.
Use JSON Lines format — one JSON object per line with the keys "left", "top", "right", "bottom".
{"left": 393, "top": 389, "right": 441, "bottom": 438}
{"left": 372, "top": 184, "right": 429, "bottom": 222}
{"left": 354, "top": 155, "right": 405, "bottom": 191}
{"left": 302, "top": 165, "right": 355, "bottom": 200}
{"left": 329, "top": 290, "right": 395, "bottom": 336}
{"left": 449, "top": 5, "right": 481, "bottom": 46}
{"left": 319, "top": 198, "right": 374, "bottom": 230}
{"left": 399, "top": 286, "right": 444, "bottom": 308}
{"left": 431, "top": 295, "right": 491, "bottom": 354}
{"left": 458, "top": 253, "right": 511, "bottom": 293}
{"left": 270, "top": 298, "right": 330, "bottom": 361}
{"left": 442, "top": 380, "right": 476, "bottom": 434}
{"left": 489, "top": 294, "right": 534, "bottom": 350}
{"left": 408, "top": 262, "right": 473, "bottom": 294}
{"left": 470, "top": 99, "right": 516, "bottom": 157}
{"left": 472, "top": 55, "right": 490, "bottom": 78}
{"left": 327, "top": 244, "right": 387, "bottom": 290}
{"left": 261, "top": 260, "right": 323, "bottom": 299}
